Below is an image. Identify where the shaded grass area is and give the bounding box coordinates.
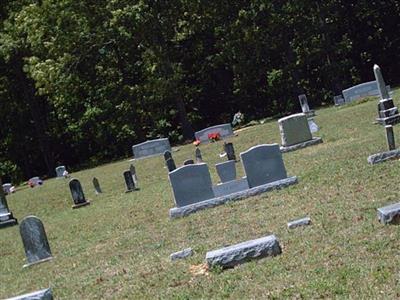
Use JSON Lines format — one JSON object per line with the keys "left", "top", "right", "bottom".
{"left": 1, "top": 92, "right": 400, "bottom": 299}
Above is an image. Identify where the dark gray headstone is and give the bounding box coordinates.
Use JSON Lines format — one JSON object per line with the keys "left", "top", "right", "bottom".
{"left": 215, "top": 160, "right": 236, "bottom": 183}
{"left": 385, "top": 125, "right": 395, "bottom": 151}
{"left": 69, "top": 179, "right": 90, "bottom": 209}
{"left": 287, "top": 217, "right": 311, "bottom": 229}
{"left": 130, "top": 164, "right": 138, "bottom": 184}
{"left": 170, "top": 248, "right": 193, "bottom": 261}
{"left": 0, "top": 178, "right": 17, "bottom": 228}
{"left": 123, "top": 170, "right": 136, "bottom": 192}
{"left": 195, "top": 148, "right": 203, "bottom": 163}
{"left": 183, "top": 159, "right": 194, "bottom": 165}
{"left": 6, "top": 288, "right": 53, "bottom": 300}
{"left": 169, "top": 163, "right": 215, "bottom": 207}
{"left": 224, "top": 142, "right": 236, "bottom": 161}
{"left": 20, "top": 216, "right": 53, "bottom": 268}
{"left": 163, "top": 150, "right": 172, "bottom": 161}
{"left": 240, "top": 144, "right": 288, "bottom": 188}
{"left": 166, "top": 158, "right": 177, "bottom": 172}
{"left": 92, "top": 177, "right": 102, "bottom": 194}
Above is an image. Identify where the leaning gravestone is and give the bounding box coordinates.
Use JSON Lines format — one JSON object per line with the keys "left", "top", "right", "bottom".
{"left": 5, "top": 288, "right": 53, "bottom": 300}
{"left": 55, "top": 165, "right": 66, "bottom": 178}
{"left": 169, "top": 163, "right": 215, "bottom": 207}
{"left": 166, "top": 158, "right": 177, "bottom": 172}
{"left": 132, "top": 138, "right": 171, "bottom": 159}
{"left": 224, "top": 142, "right": 236, "bottom": 161}
{"left": 0, "top": 178, "right": 18, "bottom": 228}
{"left": 215, "top": 160, "right": 236, "bottom": 183}
{"left": 298, "top": 94, "right": 315, "bottom": 117}
{"left": 69, "top": 179, "right": 90, "bottom": 209}
{"left": 241, "top": 144, "right": 288, "bottom": 188}
{"left": 92, "top": 177, "right": 102, "bottom": 194}
{"left": 278, "top": 113, "right": 323, "bottom": 152}
{"left": 20, "top": 216, "right": 53, "bottom": 268}
{"left": 123, "top": 170, "right": 136, "bottom": 192}
{"left": 195, "top": 148, "right": 203, "bottom": 163}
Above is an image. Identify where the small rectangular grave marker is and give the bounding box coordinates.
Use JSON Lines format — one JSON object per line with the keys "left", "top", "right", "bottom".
{"left": 206, "top": 235, "right": 281, "bottom": 268}
{"left": 166, "top": 158, "right": 177, "bottom": 172}
{"left": 224, "top": 142, "right": 236, "bottom": 161}
{"left": 377, "top": 202, "right": 400, "bottom": 224}
{"left": 170, "top": 248, "right": 193, "bottom": 261}
{"left": 20, "top": 216, "right": 53, "bottom": 268}
{"left": 123, "top": 170, "right": 137, "bottom": 192}
{"left": 55, "top": 165, "right": 66, "bottom": 178}
{"left": 287, "top": 217, "right": 311, "bottom": 229}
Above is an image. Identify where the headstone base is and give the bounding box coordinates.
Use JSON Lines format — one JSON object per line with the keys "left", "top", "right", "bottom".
{"left": 72, "top": 201, "right": 90, "bottom": 209}
{"left": 377, "top": 202, "right": 400, "bottom": 224}
{"left": 23, "top": 256, "right": 53, "bottom": 268}
{"left": 280, "top": 137, "right": 323, "bottom": 153}
{"left": 125, "top": 188, "right": 139, "bottom": 193}
{"left": 0, "top": 213, "right": 18, "bottom": 229}
{"left": 5, "top": 288, "right": 53, "bottom": 300}
{"left": 205, "top": 234, "right": 281, "bottom": 268}
{"left": 367, "top": 149, "right": 400, "bottom": 164}
{"left": 169, "top": 176, "right": 298, "bottom": 219}
{"left": 212, "top": 178, "right": 249, "bottom": 198}
{"left": 376, "top": 115, "right": 400, "bottom": 126}
{"left": 305, "top": 110, "right": 316, "bottom": 118}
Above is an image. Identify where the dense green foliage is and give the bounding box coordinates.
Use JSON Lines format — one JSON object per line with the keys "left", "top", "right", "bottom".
{"left": 1, "top": 1, "right": 400, "bottom": 180}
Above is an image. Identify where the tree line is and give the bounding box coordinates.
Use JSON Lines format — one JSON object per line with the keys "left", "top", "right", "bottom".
{"left": 1, "top": 0, "right": 399, "bottom": 182}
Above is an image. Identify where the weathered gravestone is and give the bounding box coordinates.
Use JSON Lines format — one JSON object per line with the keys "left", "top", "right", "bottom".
{"left": 123, "top": 170, "right": 137, "bottom": 192}
{"left": 55, "top": 165, "right": 66, "bottom": 178}
{"left": 215, "top": 160, "right": 236, "bottom": 183}
{"left": 224, "top": 142, "right": 236, "bottom": 161}
{"left": 195, "top": 148, "right": 203, "bottom": 163}
{"left": 92, "top": 177, "right": 102, "bottom": 194}
{"left": 240, "top": 144, "right": 288, "bottom": 188}
{"left": 3, "top": 183, "right": 12, "bottom": 194}
{"left": 5, "top": 288, "right": 53, "bottom": 300}
{"left": 298, "top": 94, "right": 315, "bottom": 117}
{"left": 278, "top": 113, "right": 323, "bottom": 152}
{"left": 169, "top": 163, "right": 215, "bottom": 207}
{"left": 183, "top": 159, "right": 194, "bottom": 165}
{"left": 69, "top": 179, "right": 90, "bottom": 208}
{"left": 374, "top": 64, "right": 400, "bottom": 126}
{"left": 163, "top": 150, "right": 172, "bottom": 161}
{"left": 287, "top": 217, "right": 311, "bottom": 229}
{"left": 20, "top": 216, "right": 53, "bottom": 268}
{"left": 342, "top": 80, "right": 391, "bottom": 104}
{"left": 195, "top": 124, "right": 234, "bottom": 143}
{"left": 166, "top": 158, "right": 177, "bottom": 172}
{"left": 132, "top": 138, "right": 171, "bottom": 159}
{"left": 205, "top": 234, "right": 282, "bottom": 268}
{"left": 0, "top": 178, "right": 18, "bottom": 228}
{"left": 377, "top": 202, "right": 400, "bottom": 224}
{"left": 333, "top": 95, "right": 345, "bottom": 106}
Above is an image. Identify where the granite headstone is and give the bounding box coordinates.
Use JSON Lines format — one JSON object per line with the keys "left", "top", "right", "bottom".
{"left": 224, "top": 142, "right": 236, "bottom": 161}
{"left": 123, "top": 170, "right": 136, "bottom": 192}
{"left": 215, "top": 160, "right": 236, "bottom": 183}
{"left": 195, "top": 148, "right": 203, "bottom": 163}
{"left": 93, "top": 177, "right": 102, "bottom": 194}
{"left": 0, "top": 179, "right": 17, "bottom": 228}
{"left": 69, "top": 179, "right": 90, "bottom": 208}
{"left": 166, "top": 158, "right": 177, "bottom": 172}
{"left": 132, "top": 138, "right": 171, "bottom": 159}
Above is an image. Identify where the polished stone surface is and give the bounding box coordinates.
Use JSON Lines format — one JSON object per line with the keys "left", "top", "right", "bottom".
{"left": 215, "top": 160, "right": 236, "bottom": 183}
{"left": 69, "top": 179, "right": 90, "bottom": 208}
{"left": 224, "top": 142, "right": 236, "bottom": 161}
{"left": 20, "top": 216, "right": 53, "bottom": 268}
{"left": 168, "top": 163, "right": 215, "bottom": 207}
{"left": 240, "top": 144, "right": 288, "bottom": 188}
{"left": 6, "top": 288, "right": 53, "bottom": 300}
{"left": 280, "top": 137, "right": 323, "bottom": 153}
{"left": 166, "top": 158, "right": 177, "bottom": 172}
{"left": 206, "top": 235, "right": 281, "bottom": 268}
{"left": 132, "top": 138, "right": 171, "bottom": 159}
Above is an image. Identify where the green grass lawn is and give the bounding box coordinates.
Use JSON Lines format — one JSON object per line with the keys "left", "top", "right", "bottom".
{"left": 2, "top": 91, "right": 400, "bottom": 299}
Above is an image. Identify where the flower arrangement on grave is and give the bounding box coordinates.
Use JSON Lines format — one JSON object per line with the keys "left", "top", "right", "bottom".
{"left": 193, "top": 139, "right": 201, "bottom": 146}
{"left": 208, "top": 132, "right": 221, "bottom": 142}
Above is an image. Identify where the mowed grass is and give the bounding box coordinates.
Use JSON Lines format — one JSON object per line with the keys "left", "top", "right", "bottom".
{"left": 2, "top": 91, "right": 400, "bottom": 299}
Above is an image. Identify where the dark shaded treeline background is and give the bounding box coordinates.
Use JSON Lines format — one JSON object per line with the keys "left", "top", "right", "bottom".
{"left": 0, "top": 0, "right": 399, "bottom": 182}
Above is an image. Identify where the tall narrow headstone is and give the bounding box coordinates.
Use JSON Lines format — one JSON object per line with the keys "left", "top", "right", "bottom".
{"left": 224, "top": 142, "right": 236, "bottom": 161}
{"left": 374, "top": 64, "right": 400, "bottom": 125}
{"left": 298, "top": 94, "right": 315, "bottom": 117}
{"left": 166, "top": 158, "right": 176, "bottom": 172}
{"left": 183, "top": 159, "right": 194, "bottom": 165}
{"left": 385, "top": 125, "right": 395, "bottom": 150}
{"left": 69, "top": 179, "right": 90, "bottom": 209}
{"left": 92, "top": 177, "right": 102, "bottom": 194}
{"left": 130, "top": 164, "right": 138, "bottom": 184}
{"left": 123, "top": 170, "right": 136, "bottom": 192}
{"left": 163, "top": 150, "right": 172, "bottom": 161}
{"left": 195, "top": 148, "right": 203, "bottom": 163}
{"left": 20, "top": 216, "right": 53, "bottom": 268}
{"left": 0, "top": 178, "right": 18, "bottom": 228}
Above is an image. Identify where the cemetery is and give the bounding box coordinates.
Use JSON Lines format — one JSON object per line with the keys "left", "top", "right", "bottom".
{"left": 1, "top": 2, "right": 400, "bottom": 298}
{"left": 2, "top": 89, "right": 400, "bottom": 298}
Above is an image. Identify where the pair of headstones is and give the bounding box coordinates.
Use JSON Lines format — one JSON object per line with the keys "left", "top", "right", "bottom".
{"left": 169, "top": 144, "right": 290, "bottom": 207}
